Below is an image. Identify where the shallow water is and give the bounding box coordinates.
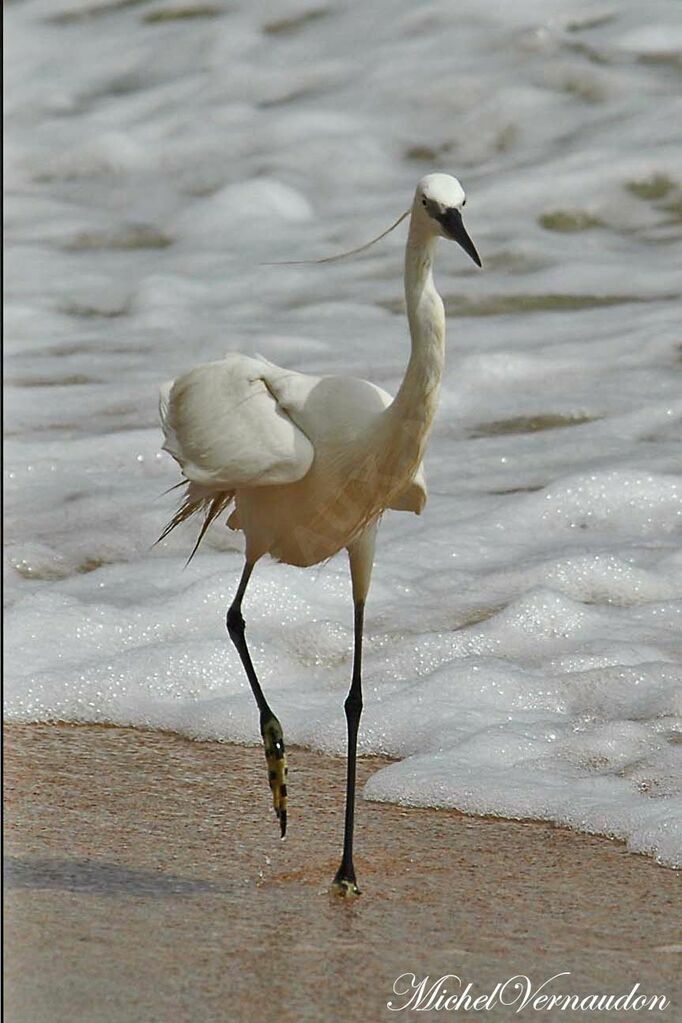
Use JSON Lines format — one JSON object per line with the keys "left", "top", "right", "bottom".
{"left": 5, "top": 0, "right": 682, "bottom": 864}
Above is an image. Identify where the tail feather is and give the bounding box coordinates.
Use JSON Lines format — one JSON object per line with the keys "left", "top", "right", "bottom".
{"left": 158, "top": 479, "right": 189, "bottom": 498}
{"left": 155, "top": 483, "right": 234, "bottom": 563}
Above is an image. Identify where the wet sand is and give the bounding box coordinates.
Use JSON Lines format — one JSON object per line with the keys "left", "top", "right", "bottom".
{"left": 4, "top": 724, "right": 681, "bottom": 1022}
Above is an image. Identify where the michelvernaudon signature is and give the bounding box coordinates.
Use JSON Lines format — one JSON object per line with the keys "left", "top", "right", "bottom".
{"left": 387, "top": 973, "right": 671, "bottom": 1014}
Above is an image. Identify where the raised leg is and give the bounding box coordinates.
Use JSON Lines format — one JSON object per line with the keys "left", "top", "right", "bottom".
{"left": 332, "top": 521, "right": 377, "bottom": 897}
{"left": 227, "top": 561, "right": 287, "bottom": 837}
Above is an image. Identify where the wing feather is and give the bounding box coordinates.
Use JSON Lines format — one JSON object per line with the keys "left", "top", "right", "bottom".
{"left": 160, "top": 354, "right": 314, "bottom": 488}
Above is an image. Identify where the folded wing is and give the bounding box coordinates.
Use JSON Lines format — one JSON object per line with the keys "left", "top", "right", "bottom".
{"left": 160, "top": 354, "right": 315, "bottom": 488}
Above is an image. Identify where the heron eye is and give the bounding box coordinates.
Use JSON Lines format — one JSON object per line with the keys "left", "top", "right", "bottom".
{"left": 462, "top": 198, "right": 466, "bottom": 207}
{"left": 421, "top": 197, "right": 427, "bottom": 207}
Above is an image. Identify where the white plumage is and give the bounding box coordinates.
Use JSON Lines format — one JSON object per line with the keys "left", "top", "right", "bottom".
{"left": 160, "top": 355, "right": 315, "bottom": 489}
{"left": 158, "top": 173, "right": 481, "bottom": 896}
{"left": 159, "top": 352, "right": 426, "bottom": 566}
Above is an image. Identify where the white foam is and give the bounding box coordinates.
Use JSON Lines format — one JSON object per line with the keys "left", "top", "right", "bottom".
{"left": 174, "top": 179, "right": 314, "bottom": 242}
{"left": 5, "top": 0, "right": 682, "bottom": 867}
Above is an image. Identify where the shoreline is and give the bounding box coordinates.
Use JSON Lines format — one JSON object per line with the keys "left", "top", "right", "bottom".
{"left": 4, "top": 723, "right": 681, "bottom": 1022}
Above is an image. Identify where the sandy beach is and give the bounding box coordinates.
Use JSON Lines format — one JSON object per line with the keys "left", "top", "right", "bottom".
{"left": 4, "top": 723, "right": 680, "bottom": 1022}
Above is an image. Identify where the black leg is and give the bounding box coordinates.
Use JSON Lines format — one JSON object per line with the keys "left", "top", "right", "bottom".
{"left": 227, "top": 561, "right": 287, "bottom": 837}
{"left": 332, "top": 598, "right": 365, "bottom": 896}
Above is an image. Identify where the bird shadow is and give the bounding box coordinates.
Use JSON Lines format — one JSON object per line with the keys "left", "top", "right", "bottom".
{"left": 4, "top": 855, "right": 227, "bottom": 898}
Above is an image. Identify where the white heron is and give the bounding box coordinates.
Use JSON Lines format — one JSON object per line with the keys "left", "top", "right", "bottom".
{"left": 158, "top": 173, "right": 481, "bottom": 896}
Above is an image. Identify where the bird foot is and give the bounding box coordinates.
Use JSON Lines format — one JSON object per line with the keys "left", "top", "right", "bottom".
{"left": 261, "top": 713, "right": 287, "bottom": 837}
{"left": 330, "top": 872, "right": 361, "bottom": 898}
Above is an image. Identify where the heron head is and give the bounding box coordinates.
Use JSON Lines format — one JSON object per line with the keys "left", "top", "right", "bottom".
{"left": 416, "top": 173, "right": 481, "bottom": 267}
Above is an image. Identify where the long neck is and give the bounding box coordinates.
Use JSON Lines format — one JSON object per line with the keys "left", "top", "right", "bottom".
{"left": 388, "top": 215, "right": 445, "bottom": 458}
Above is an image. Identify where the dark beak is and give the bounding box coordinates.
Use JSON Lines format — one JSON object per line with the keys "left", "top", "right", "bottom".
{"left": 438, "top": 208, "right": 482, "bottom": 267}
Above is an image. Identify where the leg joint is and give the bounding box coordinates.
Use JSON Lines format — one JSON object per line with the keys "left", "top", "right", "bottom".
{"left": 344, "top": 688, "right": 363, "bottom": 718}
{"left": 226, "top": 604, "right": 245, "bottom": 638}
